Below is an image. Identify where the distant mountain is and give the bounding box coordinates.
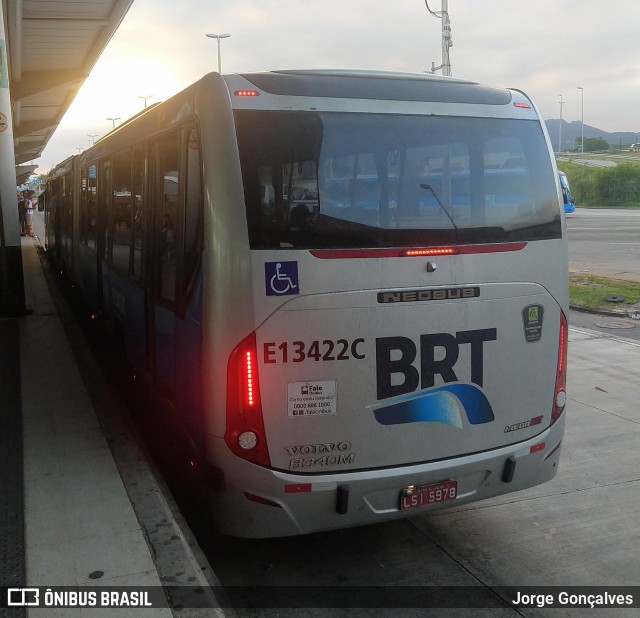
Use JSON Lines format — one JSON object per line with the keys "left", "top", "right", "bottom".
{"left": 545, "top": 119, "right": 640, "bottom": 150}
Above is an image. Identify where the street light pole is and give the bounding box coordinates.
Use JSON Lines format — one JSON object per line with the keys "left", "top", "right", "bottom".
{"left": 577, "top": 86, "right": 584, "bottom": 153}
{"left": 87, "top": 134, "right": 98, "bottom": 146}
{"left": 558, "top": 95, "right": 563, "bottom": 153}
{"left": 205, "top": 33, "right": 231, "bottom": 73}
{"left": 137, "top": 95, "right": 153, "bottom": 108}
{"left": 107, "top": 117, "right": 121, "bottom": 129}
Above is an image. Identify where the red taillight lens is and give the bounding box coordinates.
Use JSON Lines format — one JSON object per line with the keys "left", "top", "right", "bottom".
{"left": 226, "top": 333, "right": 271, "bottom": 467}
{"left": 552, "top": 311, "right": 568, "bottom": 424}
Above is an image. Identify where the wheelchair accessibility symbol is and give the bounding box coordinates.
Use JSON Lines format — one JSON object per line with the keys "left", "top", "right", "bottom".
{"left": 265, "top": 261, "right": 299, "bottom": 296}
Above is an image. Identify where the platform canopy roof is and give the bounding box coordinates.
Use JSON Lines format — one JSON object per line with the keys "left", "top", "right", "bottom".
{"left": 3, "top": 0, "right": 134, "bottom": 183}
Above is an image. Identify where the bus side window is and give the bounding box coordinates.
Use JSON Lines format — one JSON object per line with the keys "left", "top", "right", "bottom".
{"left": 111, "top": 150, "right": 132, "bottom": 274}
{"left": 99, "top": 161, "right": 111, "bottom": 261}
{"left": 132, "top": 148, "right": 144, "bottom": 280}
{"left": 158, "top": 146, "right": 179, "bottom": 303}
{"left": 81, "top": 164, "right": 98, "bottom": 251}
{"left": 183, "top": 128, "right": 202, "bottom": 301}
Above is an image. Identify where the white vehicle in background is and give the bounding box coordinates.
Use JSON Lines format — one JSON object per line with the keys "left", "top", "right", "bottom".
{"left": 46, "top": 69, "right": 568, "bottom": 537}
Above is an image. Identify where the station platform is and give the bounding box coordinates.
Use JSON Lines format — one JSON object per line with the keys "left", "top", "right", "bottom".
{"left": 1, "top": 213, "right": 228, "bottom": 616}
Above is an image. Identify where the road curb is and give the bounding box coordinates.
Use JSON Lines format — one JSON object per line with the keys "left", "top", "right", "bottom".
{"left": 569, "top": 303, "right": 629, "bottom": 318}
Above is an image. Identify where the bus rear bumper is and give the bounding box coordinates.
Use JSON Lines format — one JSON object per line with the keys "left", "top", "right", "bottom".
{"left": 205, "top": 416, "right": 565, "bottom": 538}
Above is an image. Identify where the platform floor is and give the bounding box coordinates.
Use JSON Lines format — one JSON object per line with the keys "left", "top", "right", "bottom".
{"left": 0, "top": 214, "right": 227, "bottom": 617}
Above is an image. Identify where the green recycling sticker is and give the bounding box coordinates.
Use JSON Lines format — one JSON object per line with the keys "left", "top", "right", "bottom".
{"left": 522, "top": 304, "right": 544, "bottom": 342}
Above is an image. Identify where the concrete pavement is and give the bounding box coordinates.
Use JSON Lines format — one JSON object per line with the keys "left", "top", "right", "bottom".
{"left": 4, "top": 208, "right": 639, "bottom": 615}
{"left": 4, "top": 212, "right": 227, "bottom": 617}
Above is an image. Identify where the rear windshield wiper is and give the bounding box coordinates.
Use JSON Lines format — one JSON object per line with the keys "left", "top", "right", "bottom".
{"left": 419, "top": 184, "right": 459, "bottom": 230}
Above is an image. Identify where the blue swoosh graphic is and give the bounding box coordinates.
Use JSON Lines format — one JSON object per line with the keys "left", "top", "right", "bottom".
{"left": 373, "top": 383, "right": 494, "bottom": 427}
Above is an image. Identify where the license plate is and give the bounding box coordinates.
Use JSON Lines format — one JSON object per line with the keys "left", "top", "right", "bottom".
{"left": 400, "top": 480, "right": 457, "bottom": 510}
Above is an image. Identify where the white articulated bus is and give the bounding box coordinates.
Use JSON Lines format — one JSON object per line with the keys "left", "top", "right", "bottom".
{"left": 46, "top": 70, "right": 568, "bottom": 537}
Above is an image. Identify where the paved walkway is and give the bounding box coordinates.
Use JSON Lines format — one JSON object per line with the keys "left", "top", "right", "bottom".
{"left": 3, "top": 215, "right": 227, "bottom": 616}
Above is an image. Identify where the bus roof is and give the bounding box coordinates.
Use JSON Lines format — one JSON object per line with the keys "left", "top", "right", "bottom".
{"left": 236, "top": 69, "right": 513, "bottom": 105}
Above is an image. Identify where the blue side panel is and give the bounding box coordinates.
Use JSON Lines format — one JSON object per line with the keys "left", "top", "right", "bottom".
{"left": 76, "top": 248, "right": 101, "bottom": 312}
{"left": 175, "top": 271, "right": 204, "bottom": 449}
{"left": 154, "top": 306, "right": 176, "bottom": 392}
{"left": 102, "top": 268, "right": 146, "bottom": 373}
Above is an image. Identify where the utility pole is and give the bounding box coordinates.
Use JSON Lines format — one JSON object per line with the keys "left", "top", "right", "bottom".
{"left": 577, "top": 86, "right": 584, "bottom": 153}
{"left": 441, "top": 0, "right": 452, "bottom": 76}
{"left": 558, "top": 95, "right": 564, "bottom": 153}
{"left": 426, "top": 0, "right": 452, "bottom": 76}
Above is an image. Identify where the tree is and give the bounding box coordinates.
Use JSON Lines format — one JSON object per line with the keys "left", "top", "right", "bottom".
{"left": 576, "top": 137, "right": 610, "bottom": 152}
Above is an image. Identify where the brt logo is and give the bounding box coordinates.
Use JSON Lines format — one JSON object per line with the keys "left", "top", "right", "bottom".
{"left": 372, "top": 329, "right": 497, "bottom": 427}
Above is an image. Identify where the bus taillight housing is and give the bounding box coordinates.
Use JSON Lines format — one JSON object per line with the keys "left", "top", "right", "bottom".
{"left": 226, "top": 332, "right": 271, "bottom": 467}
{"left": 552, "top": 311, "right": 568, "bottom": 424}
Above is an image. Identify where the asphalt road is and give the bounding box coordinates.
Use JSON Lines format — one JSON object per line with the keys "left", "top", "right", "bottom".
{"left": 566, "top": 208, "right": 640, "bottom": 340}
{"left": 566, "top": 208, "right": 640, "bottom": 282}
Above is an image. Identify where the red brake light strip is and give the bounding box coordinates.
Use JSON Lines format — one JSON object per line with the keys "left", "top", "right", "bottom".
{"left": 310, "top": 243, "right": 527, "bottom": 259}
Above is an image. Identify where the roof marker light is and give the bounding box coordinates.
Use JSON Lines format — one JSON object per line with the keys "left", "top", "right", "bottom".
{"left": 235, "top": 89, "right": 260, "bottom": 97}
{"left": 513, "top": 102, "right": 531, "bottom": 109}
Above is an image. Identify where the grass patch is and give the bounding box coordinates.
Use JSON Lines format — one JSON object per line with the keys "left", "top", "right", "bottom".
{"left": 569, "top": 273, "right": 640, "bottom": 312}
{"left": 557, "top": 160, "right": 640, "bottom": 208}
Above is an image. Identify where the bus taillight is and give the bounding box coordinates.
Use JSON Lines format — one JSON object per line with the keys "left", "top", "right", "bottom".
{"left": 552, "top": 312, "right": 568, "bottom": 424}
{"left": 226, "top": 332, "right": 271, "bottom": 467}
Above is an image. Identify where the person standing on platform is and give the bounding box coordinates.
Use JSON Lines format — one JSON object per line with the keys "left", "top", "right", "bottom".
{"left": 17, "top": 195, "right": 26, "bottom": 235}
{"left": 24, "top": 191, "right": 34, "bottom": 236}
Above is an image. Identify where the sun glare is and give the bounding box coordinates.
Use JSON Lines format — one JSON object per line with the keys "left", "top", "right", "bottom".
{"left": 65, "top": 57, "right": 183, "bottom": 127}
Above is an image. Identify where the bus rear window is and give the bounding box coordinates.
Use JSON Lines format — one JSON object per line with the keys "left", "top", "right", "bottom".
{"left": 235, "top": 111, "right": 561, "bottom": 249}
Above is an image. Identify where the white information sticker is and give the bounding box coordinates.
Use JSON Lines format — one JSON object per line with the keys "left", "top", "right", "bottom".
{"left": 287, "top": 380, "right": 337, "bottom": 417}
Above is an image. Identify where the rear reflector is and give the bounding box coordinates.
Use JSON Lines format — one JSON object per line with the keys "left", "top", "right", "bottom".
{"left": 285, "top": 483, "right": 312, "bottom": 493}
{"left": 530, "top": 442, "right": 545, "bottom": 454}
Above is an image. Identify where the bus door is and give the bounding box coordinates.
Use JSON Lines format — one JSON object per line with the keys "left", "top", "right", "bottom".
{"left": 146, "top": 136, "right": 181, "bottom": 399}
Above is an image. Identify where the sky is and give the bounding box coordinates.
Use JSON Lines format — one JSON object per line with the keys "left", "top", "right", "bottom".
{"left": 36, "top": 0, "right": 640, "bottom": 173}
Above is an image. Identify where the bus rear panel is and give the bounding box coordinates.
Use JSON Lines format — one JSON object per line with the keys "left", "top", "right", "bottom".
{"left": 204, "top": 71, "right": 568, "bottom": 537}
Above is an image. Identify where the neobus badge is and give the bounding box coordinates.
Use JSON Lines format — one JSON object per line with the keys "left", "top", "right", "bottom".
{"left": 377, "top": 286, "right": 480, "bottom": 304}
